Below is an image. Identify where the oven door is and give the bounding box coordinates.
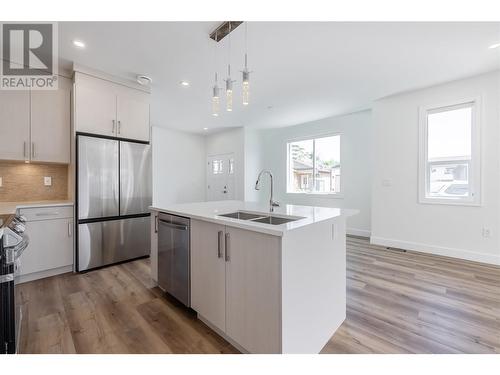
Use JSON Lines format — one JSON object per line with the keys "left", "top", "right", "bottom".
{"left": 14, "top": 257, "right": 22, "bottom": 354}
{"left": 0, "top": 261, "right": 15, "bottom": 354}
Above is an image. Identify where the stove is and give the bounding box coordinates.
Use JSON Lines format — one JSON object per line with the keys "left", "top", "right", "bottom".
{"left": 1, "top": 212, "right": 29, "bottom": 354}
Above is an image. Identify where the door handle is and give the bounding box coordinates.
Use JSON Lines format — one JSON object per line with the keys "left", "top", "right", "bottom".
{"left": 112, "top": 120, "right": 116, "bottom": 134}
{"left": 225, "top": 232, "right": 230, "bottom": 262}
{"left": 217, "top": 230, "right": 223, "bottom": 258}
{"left": 159, "top": 220, "right": 188, "bottom": 231}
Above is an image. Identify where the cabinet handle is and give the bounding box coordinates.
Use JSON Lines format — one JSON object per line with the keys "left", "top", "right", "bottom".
{"left": 112, "top": 120, "right": 116, "bottom": 134}
{"left": 225, "top": 232, "right": 230, "bottom": 262}
{"left": 68, "top": 221, "right": 72, "bottom": 237}
{"left": 23, "top": 141, "right": 27, "bottom": 158}
{"left": 154, "top": 215, "right": 158, "bottom": 233}
{"left": 35, "top": 212, "right": 59, "bottom": 216}
{"left": 31, "top": 142, "right": 35, "bottom": 158}
{"left": 118, "top": 120, "right": 121, "bottom": 134}
{"left": 217, "top": 230, "right": 223, "bottom": 258}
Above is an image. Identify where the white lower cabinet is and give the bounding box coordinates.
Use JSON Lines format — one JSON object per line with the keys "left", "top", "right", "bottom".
{"left": 191, "top": 220, "right": 227, "bottom": 332}
{"left": 190, "top": 219, "right": 281, "bottom": 353}
{"left": 18, "top": 205, "right": 74, "bottom": 282}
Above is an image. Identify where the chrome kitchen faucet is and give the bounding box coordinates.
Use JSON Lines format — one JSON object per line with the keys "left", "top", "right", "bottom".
{"left": 255, "top": 170, "right": 280, "bottom": 212}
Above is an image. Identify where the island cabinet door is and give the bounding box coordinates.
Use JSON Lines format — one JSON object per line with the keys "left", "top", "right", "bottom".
{"left": 224, "top": 227, "right": 282, "bottom": 354}
{"left": 190, "top": 219, "right": 227, "bottom": 332}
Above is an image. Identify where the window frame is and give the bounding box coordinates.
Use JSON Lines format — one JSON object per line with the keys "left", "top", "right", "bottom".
{"left": 286, "top": 132, "right": 344, "bottom": 198}
{"left": 418, "top": 97, "right": 481, "bottom": 206}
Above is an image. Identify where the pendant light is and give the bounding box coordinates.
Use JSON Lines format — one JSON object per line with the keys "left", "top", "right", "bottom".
{"left": 225, "top": 23, "right": 235, "bottom": 112}
{"left": 225, "top": 66, "right": 234, "bottom": 112}
{"left": 212, "top": 30, "right": 220, "bottom": 117}
{"left": 212, "top": 72, "right": 220, "bottom": 116}
{"left": 242, "top": 22, "right": 250, "bottom": 106}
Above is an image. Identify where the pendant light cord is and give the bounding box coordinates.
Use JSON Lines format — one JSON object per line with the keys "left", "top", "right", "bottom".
{"left": 214, "top": 30, "right": 218, "bottom": 83}
{"left": 245, "top": 22, "right": 248, "bottom": 69}
{"left": 228, "top": 22, "right": 231, "bottom": 77}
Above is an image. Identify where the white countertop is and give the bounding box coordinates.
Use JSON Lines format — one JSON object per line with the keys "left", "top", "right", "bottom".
{"left": 0, "top": 200, "right": 74, "bottom": 215}
{"left": 150, "top": 200, "right": 357, "bottom": 236}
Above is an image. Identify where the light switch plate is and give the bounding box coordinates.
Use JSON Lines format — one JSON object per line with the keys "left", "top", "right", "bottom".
{"left": 382, "top": 179, "right": 393, "bottom": 187}
{"left": 44, "top": 176, "right": 52, "bottom": 186}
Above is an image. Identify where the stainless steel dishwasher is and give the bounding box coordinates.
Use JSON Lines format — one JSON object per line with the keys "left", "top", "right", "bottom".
{"left": 157, "top": 212, "right": 190, "bottom": 307}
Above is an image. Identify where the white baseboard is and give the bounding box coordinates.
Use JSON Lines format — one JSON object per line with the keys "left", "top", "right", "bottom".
{"left": 370, "top": 236, "right": 500, "bottom": 266}
{"left": 347, "top": 228, "right": 371, "bottom": 238}
{"left": 18, "top": 265, "right": 73, "bottom": 284}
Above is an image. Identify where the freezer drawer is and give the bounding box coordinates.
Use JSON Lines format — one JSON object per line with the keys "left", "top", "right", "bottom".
{"left": 78, "top": 216, "right": 150, "bottom": 271}
{"left": 120, "top": 141, "right": 152, "bottom": 216}
{"left": 158, "top": 213, "right": 190, "bottom": 307}
{"left": 78, "top": 135, "right": 119, "bottom": 220}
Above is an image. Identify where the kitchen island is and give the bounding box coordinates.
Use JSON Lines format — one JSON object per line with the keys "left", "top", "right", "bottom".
{"left": 150, "top": 200, "right": 357, "bottom": 354}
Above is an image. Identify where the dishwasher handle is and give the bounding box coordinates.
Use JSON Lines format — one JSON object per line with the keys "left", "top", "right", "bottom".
{"left": 158, "top": 219, "right": 188, "bottom": 231}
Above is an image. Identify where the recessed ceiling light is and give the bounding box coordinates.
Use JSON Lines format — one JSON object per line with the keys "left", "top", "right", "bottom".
{"left": 203, "top": 127, "right": 208, "bottom": 131}
{"left": 488, "top": 42, "right": 500, "bottom": 49}
{"left": 137, "top": 75, "right": 153, "bottom": 86}
{"left": 73, "top": 40, "right": 85, "bottom": 49}
{"left": 180, "top": 80, "right": 190, "bottom": 87}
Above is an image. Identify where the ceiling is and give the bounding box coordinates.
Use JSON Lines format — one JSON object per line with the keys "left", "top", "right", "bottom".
{"left": 58, "top": 22, "right": 500, "bottom": 133}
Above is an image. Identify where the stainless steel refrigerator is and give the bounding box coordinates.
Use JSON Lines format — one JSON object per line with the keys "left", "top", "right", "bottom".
{"left": 76, "top": 134, "right": 152, "bottom": 271}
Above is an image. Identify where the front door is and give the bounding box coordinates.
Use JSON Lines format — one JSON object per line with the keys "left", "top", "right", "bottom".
{"left": 206, "top": 153, "right": 235, "bottom": 201}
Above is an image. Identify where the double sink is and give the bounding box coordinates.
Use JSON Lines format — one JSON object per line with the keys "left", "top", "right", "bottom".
{"left": 218, "top": 211, "right": 303, "bottom": 225}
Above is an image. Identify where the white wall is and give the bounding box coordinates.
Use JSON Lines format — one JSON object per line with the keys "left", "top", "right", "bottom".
{"left": 371, "top": 71, "right": 500, "bottom": 265}
{"left": 205, "top": 128, "right": 246, "bottom": 200}
{"left": 244, "top": 128, "right": 264, "bottom": 202}
{"left": 152, "top": 126, "right": 206, "bottom": 207}
{"left": 259, "top": 110, "right": 373, "bottom": 236}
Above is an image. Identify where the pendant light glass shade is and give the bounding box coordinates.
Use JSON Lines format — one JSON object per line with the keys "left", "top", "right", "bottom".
{"left": 212, "top": 86, "right": 220, "bottom": 116}
{"left": 242, "top": 69, "right": 250, "bottom": 106}
{"left": 212, "top": 72, "right": 220, "bottom": 116}
{"left": 225, "top": 77, "right": 233, "bottom": 112}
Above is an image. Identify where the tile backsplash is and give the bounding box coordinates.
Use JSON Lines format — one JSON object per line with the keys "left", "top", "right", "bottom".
{"left": 0, "top": 162, "right": 68, "bottom": 202}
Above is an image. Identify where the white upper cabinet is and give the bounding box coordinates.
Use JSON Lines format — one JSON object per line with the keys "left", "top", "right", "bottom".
{"left": 0, "top": 78, "right": 70, "bottom": 164}
{"left": 75, "top": 74, "right": 118, "bottom": 137}
{"left": 0, "top": 90, "right": 30, "bottom": 161}
{"left": 116, "top": 89, "right": 150, "bottom": 141}
{"left": 75, "top": 72, "right": 150, "bottom": 141}
{"left": 30, "top": 76, "right": 71, "bottom": 163}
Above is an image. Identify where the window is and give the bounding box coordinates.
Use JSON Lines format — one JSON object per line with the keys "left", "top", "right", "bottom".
{"left": 419, "top": 99, "right": 480, "bottom": 205}
{"left": 212, "top": 159, "right": 224, "bottom": 174}
{"left": 287, "top": 134, "right": 341, "bottom": 194}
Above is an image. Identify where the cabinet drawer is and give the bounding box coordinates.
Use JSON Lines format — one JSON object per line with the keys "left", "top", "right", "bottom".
{"left": 19, "top": 205, "right": 74, "bottom": 221}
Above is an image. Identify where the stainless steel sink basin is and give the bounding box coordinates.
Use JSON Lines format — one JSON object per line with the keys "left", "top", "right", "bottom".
{"left": 218, "top": 211, "right": 264, "bottom": 220}
{"left": 251, "top": 216, "right": 300, "bottom": 225}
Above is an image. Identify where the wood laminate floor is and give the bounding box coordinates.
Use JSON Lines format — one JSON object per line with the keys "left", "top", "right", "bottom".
{"left": 17, "top": 237, "right": 500, "bottom": 354}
